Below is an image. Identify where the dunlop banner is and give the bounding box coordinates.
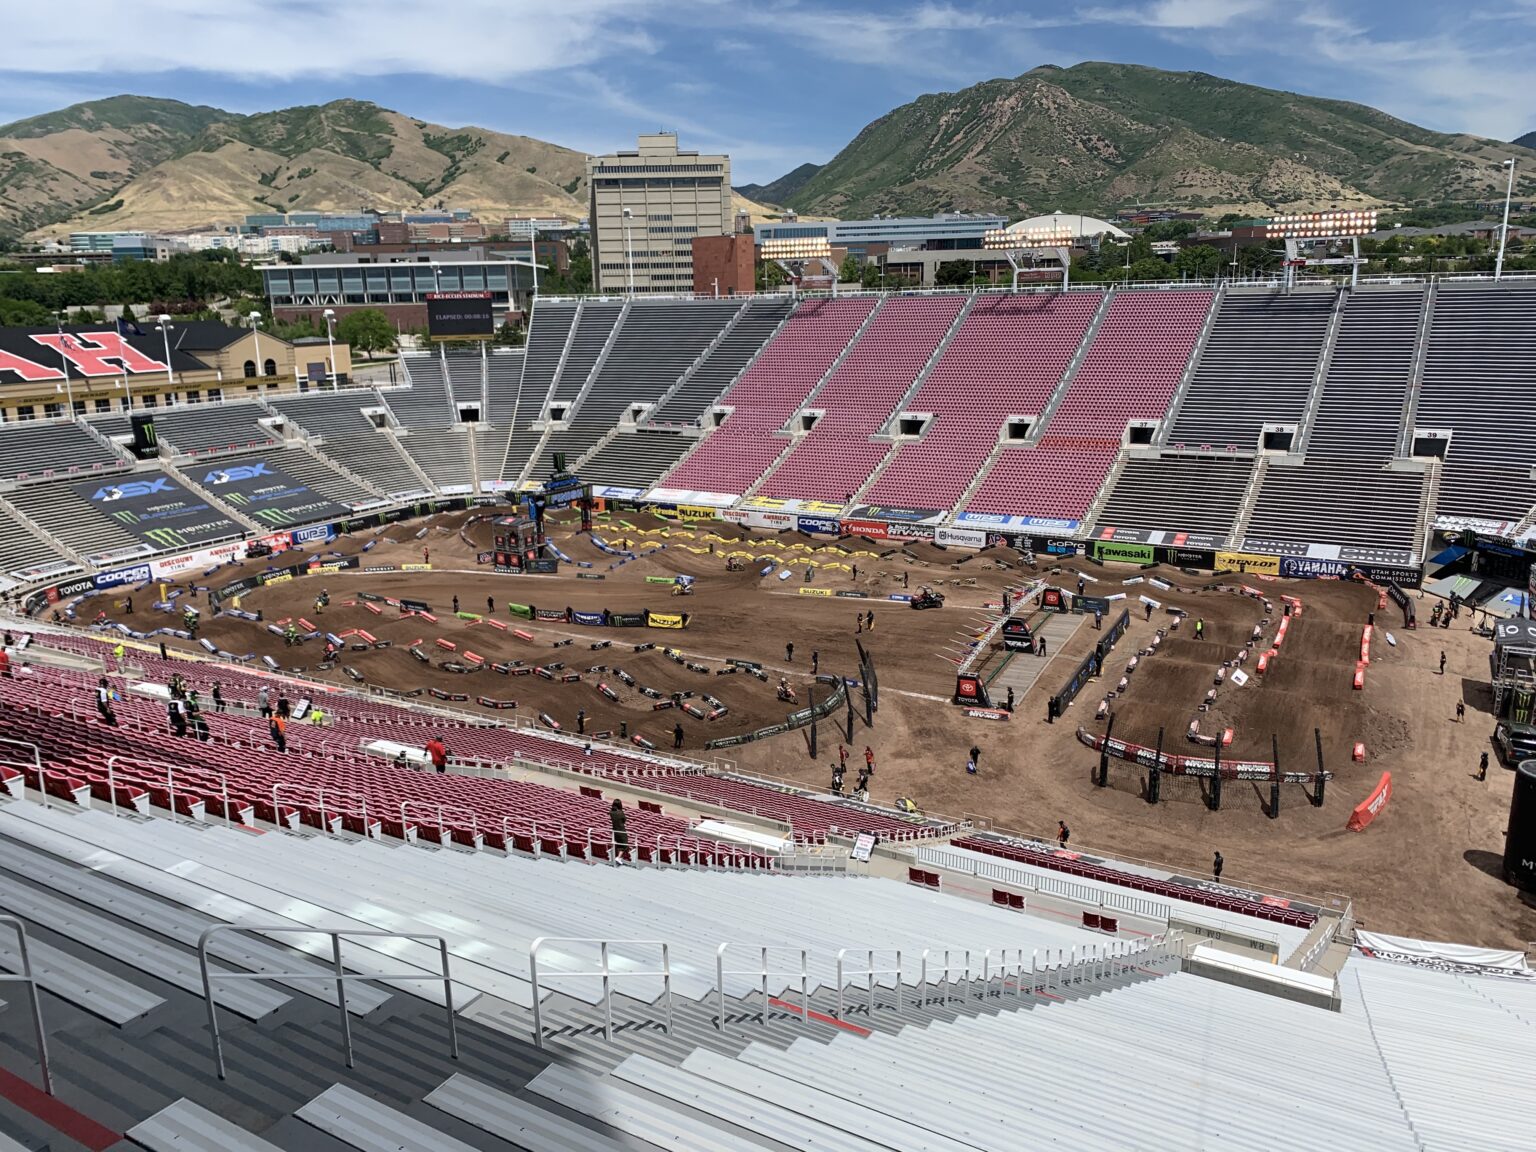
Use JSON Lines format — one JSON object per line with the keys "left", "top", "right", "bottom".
{"left": 647, "top": 612, "right": 687, "bottom": 629}
{"left": 799, "top": 587, "right": 834, "bottom": 597}
{"left": 1215, "top": 551, "right": 1280, "bottom": 575}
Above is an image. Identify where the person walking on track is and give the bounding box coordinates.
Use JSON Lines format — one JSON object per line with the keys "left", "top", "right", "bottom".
{"left": 1439, "top": 651, "right": 1447, "bottom": 675}
{"left": 1479, "top": 751, "right": 1489, "bottom": 781}
{"left": 1058, "top": 821, "right": 1070, "bottom": 849}
{"left": 1213, "top": 852, "right": 1224, "bottom": 881}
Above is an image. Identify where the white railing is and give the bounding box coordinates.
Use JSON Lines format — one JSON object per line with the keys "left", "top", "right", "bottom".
{"left": 528, "top": 937, "right": 672, "bottom": 1046}
{"left": 0, "top": 916, "right": 53, "bottom": 1095}
{"left": 400, "top": 800, "right": 480, "bottom": 848}
{"left": 0, "top": 738, "right": 44, "bottom": 808}
{"left": 918, "top": 844, "right": 1174, "bottom": 923}
{"left": 715, "top": 942, "right": 809, "bottom": 1029}
{"left": 105, "top": 754, "right": 226, "bottom": 826}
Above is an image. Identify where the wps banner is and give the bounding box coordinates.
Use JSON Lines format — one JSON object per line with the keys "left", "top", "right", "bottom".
{"left": 1354, "top": 931, "right": 1534, "bottom": 978}
{"left": 1347, "top": 771, "right": 1392, "bottom": 832}
{"left": 647, "top": 612, "right": 686, "bottom": 629}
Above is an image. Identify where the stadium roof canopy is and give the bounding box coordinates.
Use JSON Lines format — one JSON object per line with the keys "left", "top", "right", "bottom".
{"left": 1008, "top": 212, "right": 1130, "bottom": 240}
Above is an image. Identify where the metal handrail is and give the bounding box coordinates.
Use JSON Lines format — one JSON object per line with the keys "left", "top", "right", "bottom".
{"left": 500, "top": 817, "right": 566, "bottom": 857}
{"left": 106, "top": 754, "right": 230, "bottom": 827}
{"left": 835, "top": 948, "right": 904, "bottom": 1020}
{"left": 271, "top": 782, "right": 372, "bottom": 837}
{"left": 400, "top": 800, "right": 479, "bottom": 847}
{"left": 0, "top": 738, "right": 44, "bottom": 810}
{"left": 918, "top": 947, "right": 977, "bottom": 1008}
{"left": 197, "top": 924, "right": 457, "bottom": 1080}
{"left": 528, "top": 937, "right": 672, "bottom": 1047}
{"left": 0, "top": 916, "right": 53, "bottom": 1095}
{"left": 715, "top": 943, "right": 809, "bottom": 1029}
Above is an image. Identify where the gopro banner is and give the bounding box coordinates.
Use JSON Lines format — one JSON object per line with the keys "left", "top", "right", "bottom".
{"left": 201, "top": 459, "right": 349, "bottom": 529}
{"left": 75, "top": 475, "right": 239, "bottom": 551}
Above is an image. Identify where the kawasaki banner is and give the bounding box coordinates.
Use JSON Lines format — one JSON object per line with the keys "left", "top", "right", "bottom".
{"left": 200, "top": 458, "right": 350, "bottom": 528}
{"left": 74, "top": 475, "right": 239, "bottom": 551}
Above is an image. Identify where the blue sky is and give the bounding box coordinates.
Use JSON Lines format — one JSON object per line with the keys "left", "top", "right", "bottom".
{"left": 1, "top": 0, "right": 1532, "bottom": 184}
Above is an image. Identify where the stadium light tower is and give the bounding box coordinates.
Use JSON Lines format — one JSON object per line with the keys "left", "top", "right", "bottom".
{"left": 983, "top": 224, "right": 1076, "bottom": 291}
{"left": 322, "top": 308, "right": 337, "bottom": 386}
{"left": 52, "top": 312, "right": 75, "bottom": 413}
{"left": 760, "top": 237, "right": 837, "bottom": 299}
{"left": 1496, "top": 158, "right": 1517, "bottom": 282}
{"left": 156, "top": 314, "right": 175, "bottom": 395}
{"left": 248, "top": 310, "right": 265, "bottom": 388}
{"left": 1264, "top": 210, "right": 1378, "bottom": 289}
{"left": 622, "top": 208, "right": 635, "bottom": 296}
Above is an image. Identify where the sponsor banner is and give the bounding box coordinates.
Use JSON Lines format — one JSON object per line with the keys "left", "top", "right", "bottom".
{"left": 76, "top": 475, "right": 238, "bottom": 551}
{"left": 1280, "top": 557, "right": 1352, "bottom": 579}
{"left": 886, "top": 522, "right": 935, "bottom": 541}
{"left": 645, "top": 576, "right": 679, "bottom": 585}
{"left": 534, "top": 608, "right": 567, "bottom": 622}
{"left": 476, "top": 696, "right": 520, "bottom": 709}
{"left": 1156, "top": 545, "right": 1215, "bottom": 569}
{"left": 796, "top": 515, "right": 841, "bottom": 535}
{"left": 400, "top": 598, "right": 431, "bottom": 613}
{"left": 840, "top": 519, "right": 889, "bottom": 540}
{"left": 593, "top": 485, "right": 644, "bottom": 500}
{"left": 647, "top": 612, "right": 686, "bottom": 629}
{"left": 936, "top": 525, "right": 987, "bottom": 549}
{"left": 289, "top": 523, "right": 336, "bottom": 546}
{"left": 1346, "top": 771, "right": 1392, "bottom": 832}
{"left": 1164, "top": 532, "right": 1224, "bottom": 552}
{"left": 363, "top": 565, "right": 397, "bottom": 573}
{"left": 1353, "top": 931, "right": 1534, "bottom": 979}
{"left": 799, "top": 587, "right": 833, "bottom": 597}
{"left": 848, "top": 504, "right": 944, "bottom": 525}
{"left": 577, "top": 572, "right": 606, "bottom": 581}
{"left": 260, "top": 571, "right": 294, "bottom": 586}
{"left": 1091, "top": 541, "right": 1154, "bottom": 565}
{"left": 200, "top": 459, "right": 348, "bottom": 530}
{"left": 724, "top": 507, "right": 798, "bottom": 531}
{"left": 218, "top": 575, "right": 260, "bottom": 599}
{"left": 957, "top": 512, "right": 1081, "bottom": 534}
{"left": 674, "top": 504, "right": 720, "bottom": 523}
{"left": 476, "top": 551, "right": 494, "bottom": 564}
{"left": 835, "top": 589, "right": 870, "bottom": 599}
{"left": 401, "top": 563, "right": 432, "bottom": 572}
{"left": 571, "top": 610, "right": 606, "bottom": 626}
{"left": 526, "top": 558, "right": 559, "bottom": 574}
{"left": 1093, "top": 526, "right": 1153, "bottom": 544}
{"left": 150, "top": 541, "right": 247, "bottom": 579}
{"left": 53, "top": 575, "right": 97, "bottom": 599}
{"left": 1216, "top": 551, "right": 1280, "bottom": 575}
{"left": 965, "top": 708, "right": 1011, "bottom": 722}
{"left": 609, "top": 611, "right": 646, "bottom": 627}
{"left": 739, "top": 496, "right": 844, "bottom": 516}
{"left": 93, "top": 563, "right": 153, "bottom": 590}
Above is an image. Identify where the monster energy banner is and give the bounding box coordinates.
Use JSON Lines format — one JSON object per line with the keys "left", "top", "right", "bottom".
{"left": 199, "top": 458, "right": 350, "bottom": 528}
{"left": 74, "top": 475, "right": 240, "bottom": 551}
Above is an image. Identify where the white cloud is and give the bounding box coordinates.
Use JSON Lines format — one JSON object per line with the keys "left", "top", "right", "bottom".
{"left": 0, "top": 0, "right": 662, "bottom": 80}
{"left": 1077, "top": 0, "right": 1272, "bottom": 28}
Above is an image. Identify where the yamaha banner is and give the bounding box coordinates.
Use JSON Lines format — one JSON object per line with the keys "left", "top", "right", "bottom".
{"left": 74, "top": 475, "right": 239, "bottom": 551}
{"left": 201, "top": 458, "right": 350, "bottom": 528}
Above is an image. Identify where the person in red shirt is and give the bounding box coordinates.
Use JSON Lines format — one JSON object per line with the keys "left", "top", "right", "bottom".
{"left": 425, "top": 737, "right": 449, "bottom": 774}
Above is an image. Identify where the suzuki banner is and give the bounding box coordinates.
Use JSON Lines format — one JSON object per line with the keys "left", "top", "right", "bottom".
{"left": 647, "top": 612, "right": 687, "bottom": 629}
{"left": 200, "top": 458, "right": 349, "bottom": 528}
{"left": 75, "top": 475, "right": 239, "bottom": 551}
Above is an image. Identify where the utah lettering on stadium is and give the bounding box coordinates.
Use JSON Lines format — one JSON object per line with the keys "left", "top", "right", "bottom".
{"left": 0, "top": 332, "right": 170, "bottom": 381}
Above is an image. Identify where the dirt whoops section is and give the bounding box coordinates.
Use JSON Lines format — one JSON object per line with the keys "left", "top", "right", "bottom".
{"left": 70, "top": 508, "right": 1532, "bottom": 949}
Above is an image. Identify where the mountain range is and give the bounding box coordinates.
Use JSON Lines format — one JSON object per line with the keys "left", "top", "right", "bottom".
{"left": 3, "top": 67, "right": 1533, "bottom": 242}
{"left": 750, "top": 63, "right": 1536, "bottom": 219}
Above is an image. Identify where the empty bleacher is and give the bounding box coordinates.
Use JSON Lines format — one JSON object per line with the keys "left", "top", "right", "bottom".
{"left": 864, "top": 292, "right": 1102, "bottom": 512}
{"left": 579, "top": 429, "right": 695, "bottom": 490}
{"left": 1307, "top": 286, "right": 1423, "bottom": 461}
{"left": 1167, "top": 289, "right": 1336, "bottom": 450}
{"left": 1093, "top": 453, "right": 1252, "bottom": 540}
{"left": 651, "top": 296, "right": 794, "bottom": 425}
{"left": 0, "top": 419, "right": 125, "bottom": 481}
{"left": 657, "top": 297, "right": 878, "bottom": 496}
{"left": 147, "top": 400, "right": 276, "bottom": 456}
{"left": 496, "top": 301, "right": 576, "bottom": 484}
{"left": 531, "top": 300, "right": 741, "bottom": 478}
{"left": 755, "top": 295, "right": 966, "bottom": 503}
{"left": 1244, "top": 461, "right": 1426, "bottom": 557}
{"left": 549, "top": 300, "right": 624, "bottom": 404}
{"left": 484, "top": 348, "right": 526, "bottom": 425}
{"left": 207, "top": 447, "right": 381, "bottom": 508}
{"left": 384, "top": 366, "right": 474, "bottom": 492}
{"left": 271, "top": 389, "right": 431, "bottom": 498}
{"left": 1416, "top": 283, "right": 1536, "bottom": 523}
{"left": 4, "top": 479, "right": 157, "bottom": 561}
{"left": 964, "top": 437, "right": 1122, "bottom": 526}
{"left": 0, "top": 504, "right": 72, "bottom": 576}
{"left": 380, "top": 370, "right": 455, "bottom": 428}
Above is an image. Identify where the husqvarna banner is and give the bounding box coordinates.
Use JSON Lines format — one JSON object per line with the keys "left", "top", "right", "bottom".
{"left": 199, "top": 458, "right": 350, "bottom": 527}
{"left": 74, "top": 474, "right": 239, "bottom": 552}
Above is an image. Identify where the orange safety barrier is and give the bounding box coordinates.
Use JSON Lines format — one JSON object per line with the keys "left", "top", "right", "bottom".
{"left": 513, "top": 629, "right": 535, "bottom": 642}
{"left": 1352, "top": 742, "right": 1367, "bottom": 762}
{"left": 434, "top": 638, "right": 457, "bottom": 651}
{"left": 464, "top": 651, "right": 484, "bottom": 665}
{"left": 1221, "top": 728, "right": 1234, "bottom": 747}
{"left": 357, "top": 630, "right": 376, "bottom": 643}
{"left": 483, "top": 618, "right": 508, "bottom": 631}
{"left": 1273, "top": 617, "right": 1290, "bottom": 648}
{"left": 1353, "top": 662, "right": 1366, "bottom": 690}
{"left": 298, "top": 617, "right": 316, "bottom": 631}
{"left": 363, "top": 602, "right": 382, "bottom": 615}
{"left": 1346, "top": 771, "right": 1392, "bottom": 832}
{"left": 1360, "top": 624, "right": 1372, "bottom": 666}
{"left": 1257, "top": 651, "right": 1271, "bottom": 674}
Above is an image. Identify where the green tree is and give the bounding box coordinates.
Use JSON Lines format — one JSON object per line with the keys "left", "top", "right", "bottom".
{"left": 838, "top": 255, "right": 862, "bottom": 283}
{"left": 494, "top": 318, "right": 526, "bottom": 346}
{"left": 0, "top": 297, "right": 52, "bottom": 325}
{"left": 336, "top": 308, "right": 397, "bottom": 359}
{"left": 934, "top": 259, "right": 975, "bottom": 286}
{"left": 1237, "top": 244, "right": 1279, "bottom": 274}
{"left": 756, "top": 260, "right": 787, "bottom": 291}
{"left": 1174, "top": 244, "right": 1225, "bottom": 279}
{"left": 1128, "top": 257, "right": 1173, "bottom": 281}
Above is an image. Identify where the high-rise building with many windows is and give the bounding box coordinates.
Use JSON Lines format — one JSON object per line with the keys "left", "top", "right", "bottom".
{"left": 587, "top": 134, "right": 732, "bottom": 295}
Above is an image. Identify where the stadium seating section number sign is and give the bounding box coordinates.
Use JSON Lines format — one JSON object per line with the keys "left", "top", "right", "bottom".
{"left": 426, "top": 292, "right": 495, "bottom": 341}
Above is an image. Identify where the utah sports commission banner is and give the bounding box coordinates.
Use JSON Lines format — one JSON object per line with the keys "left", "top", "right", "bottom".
{"left": 74, "top": 474, "right": 239, "bottom": 551}
{"left": 200, "top": 458, "right": 350, "bottom": 528}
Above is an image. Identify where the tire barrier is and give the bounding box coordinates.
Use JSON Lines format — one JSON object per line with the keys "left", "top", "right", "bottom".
{"left": 428, "top": 688, "right": 470, "bottom": 701}
{"left": 631, "top": 734, "right": 656, "bottom": 750}
{"left": 343, "top": 666, "right": 364, "bottom": 682}
{"left": 639, "top": 685, "right": 664, "bottom": 699}
{"left": 707, "top": 707, "right": 728, "bottom": 721}
{"left": 538, "top": 712, "right": 560, "bottom": 730}
{"left": 553, "top": 638, "right": 573, "bottom": 648}
{"left": 590, "top": 640, "right": 612, "bottom": 650}
{"left": 464, "top": 651, "right": 485, "bottom": 666}
{"left": 616, "top": 669, "right": 636, "bottom": 686}
{"left": 440, "top": 662, "right": 473, "bottom": 674}
{"left": 513, "top": 630, "right": 534, "bottom": 642}
{"left": 409, "top": 646, "right": 430, "bottom": 664}
{"left": 682, "top": 703, "right": 707, "bottom": 719}
{"left": 652, "top": 699, "right": 676, "bottom": 711}
{"left": 535, "top": 667, "right": 554, "bottom": 680}
{"left": 598, "top": 683, "right": 620, "bottom": 701}
{"left": 634, "top": 642, "right": 656, "bottom": 653}
{"left": 1077, "top": 727, "right": 1327, "bottom": 784}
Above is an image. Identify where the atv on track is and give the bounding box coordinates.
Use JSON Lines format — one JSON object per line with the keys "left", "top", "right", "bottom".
{"left": 911, "top": 587, "right": 945, "bottom": 610}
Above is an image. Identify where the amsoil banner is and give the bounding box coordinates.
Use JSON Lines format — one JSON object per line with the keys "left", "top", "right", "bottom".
{"left": 201, "top": 459, "right": 349, "bottom": 528}
{"left": 647, "top": 612, "right": 686, "bottom": 629}
{"left": 74, "top": 475, "right": 239, "bottom": 551}
{"left": 1216, "top": 551, "right": 1280, "bottom": 575}
{"left": 1347, "top": 772, "right": 1392, "bottom": 832}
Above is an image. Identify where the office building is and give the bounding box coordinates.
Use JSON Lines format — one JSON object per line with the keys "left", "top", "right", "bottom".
{"left": 587, "top": 133, "right": 732, "bottom": 294}
{"left": 691, "top": 234, "right": 755, "bottom": 296}
{"left": 753, "top": 213, "right": 1008, "bottom": 261}
{"left": 70, "top": 231, "right": 148, "bottom": 254}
